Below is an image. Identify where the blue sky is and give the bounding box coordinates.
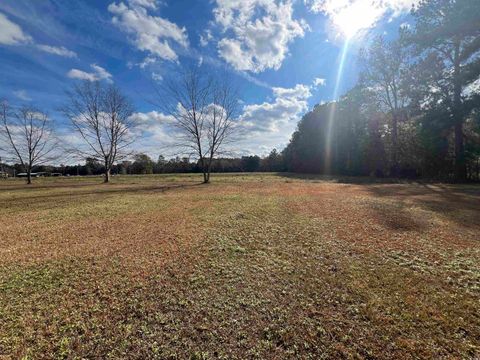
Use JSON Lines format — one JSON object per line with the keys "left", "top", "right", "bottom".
{"left": 0, "top": 0, "right": 416, "bottom": 159}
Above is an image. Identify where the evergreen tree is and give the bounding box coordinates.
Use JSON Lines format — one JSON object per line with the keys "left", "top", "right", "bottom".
{"left": 406, "top": 0, "right": 480, "bottom": 180}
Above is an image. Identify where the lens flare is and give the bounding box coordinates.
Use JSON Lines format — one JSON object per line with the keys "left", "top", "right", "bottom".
{"left": 324, "top": 39, "right": 350, "bottom": 174}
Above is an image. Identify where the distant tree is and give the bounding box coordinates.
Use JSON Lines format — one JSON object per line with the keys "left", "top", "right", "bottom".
{"left": 406, "top": 0, "right": 480, "bottom": 180}
{"left": 262, "top": 148, "right": 284, "bottom": 172}
{"left": 62, "top": 81, "right": 135, "bottom": 183}
{"left": 360, "top": 36, "right": 410, "bottom": 176}
{"left": 157, "top": 67, "right": 239, "bottom": 183}
{"left": 155, "top": 155, "right": 167, "bottom": 173}
{"left": 131, "top": 153, "right": 154, "bottom": 174}
{"left": 0, "top": 156, "right": 6, "bottom": 178}
{"left": 283, "top": 103, "right": 330, "bottom": 173}
{"left": 241, "top": 155, "right": 260, "bottom": 172}
{"left": 335, "top": 86, "right": 375, "bottom": 175}
{"left": 366, "top": 113, "right": 388, "bottom": 177}
{"left": 0, "top": 101, "right": 58, "bottom": 184}
{"left": 119, "top": 160, "right": 132, "bottom": 175}
{"left": 85, "top": 157, "right": 103, "bottom": 176}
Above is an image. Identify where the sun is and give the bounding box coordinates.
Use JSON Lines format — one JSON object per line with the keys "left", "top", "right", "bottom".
{"left": 326, "top": 0, "right": 386, "bottom": 39}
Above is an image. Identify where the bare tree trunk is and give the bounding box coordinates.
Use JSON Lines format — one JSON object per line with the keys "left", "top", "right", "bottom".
{"left": 391, "top": 112, "right": 398, "bottom": 177}
{"left": 104, "top": 168, "right": 111, "bottom": 183}
{"left": 453, "top": 40, "right": 466, "bottom": 182}
{"left": 476, "top": 158, "right": 479, "bottom": 181}
{"left": 454, "top": 121, "right": 466, "bottom": 181}
{"left": 27, "top": 169, "right": 32, "bottom": 185}
{"left": 205, "top": 164, "right": 212, "bottom": 183}
{"left": 204, "top": 156, "right": 214, "bottom": 184}
{"left": 200, "top": 157, "right": 209, "bottom": 183}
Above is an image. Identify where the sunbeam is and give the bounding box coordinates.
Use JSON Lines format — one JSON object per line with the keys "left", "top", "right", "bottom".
{"left": 324, "top": 38, "right": 350, "bottom": 174}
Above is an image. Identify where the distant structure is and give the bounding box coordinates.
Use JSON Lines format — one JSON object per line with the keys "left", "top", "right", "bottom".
{"left": 16, "top": 172, "right": 62, "bottom": 178}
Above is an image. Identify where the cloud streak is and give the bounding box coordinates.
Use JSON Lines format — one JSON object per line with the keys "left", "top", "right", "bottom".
{"left": 13, "top": 90, "right": 32, "bottom": 101}
{"left": 0, "top": 11, "right": 77, "bottom": 59}
{"left": 0, "top": 12, "right": 32, "bottom": 45}
{"left": 67, "top": 64, "right": 113, "bottom": 83}
{"left": 36, "top": 44, "right": 77, "bottom": 58}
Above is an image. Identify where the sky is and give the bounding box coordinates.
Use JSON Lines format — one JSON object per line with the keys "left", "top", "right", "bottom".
{"left": 0, "top": 0, "right": 418, "bottom": 160}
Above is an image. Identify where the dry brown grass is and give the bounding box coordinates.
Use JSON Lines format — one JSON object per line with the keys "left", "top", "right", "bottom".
{"left": 0, "top": 174, "right": 479, "bottom": 359}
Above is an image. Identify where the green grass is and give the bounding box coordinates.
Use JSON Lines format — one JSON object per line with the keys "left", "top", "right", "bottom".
{"left": 0, "top": 174, "right": 479, "bottom": 359}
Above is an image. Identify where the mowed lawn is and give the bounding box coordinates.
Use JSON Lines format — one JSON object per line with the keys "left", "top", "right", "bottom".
{"left": 0, "top": 174, "right": 479, "bottom": 359}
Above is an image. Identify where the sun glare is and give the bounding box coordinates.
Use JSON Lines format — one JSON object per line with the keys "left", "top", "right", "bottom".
{"left": 327, "top": 0, "right": 385, "bottom": 39}
{"left": 324, "top": 39, "right": 350, "bottom": 173}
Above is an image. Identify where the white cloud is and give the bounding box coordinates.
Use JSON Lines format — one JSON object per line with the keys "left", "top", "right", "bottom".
{"left": 213, "top": 0, "right": 307, "bottom": 73}
{"left": 36, "top": 44, "right": 77, "bottom": 58}
{"left": 138, "top": 56, "right": 156, "bottom": 68}
{"left": 91, "top": 64, "right": 112, "bottom": 81}
{"left": 0, "top": 12, "right": 32, "bottom": 45}
{"left": 128, "top": 0, "right": 158, "bottom": 9}
{"left": 305, "top": 0, "right": 418, "bottom": 38}
{"left": 241, "top": 83, "right": 311, "bottom": 132}
{"left": 67, "top": 64, "right": 113, "bottom": 82}
{"left": 130, "top": 111, "right": 175, "bottom": 126}
{"left": 199, "top": 29, "right": 213, "bottom": 47}
{"left": 313, "top": 77, "right": 326, "bottom": 87}
{"left": 13, "top": 90, "right": 32, "bottom": 101}
{"left": 108, "top": 0, "right": 188, "bottom": 62}
{"left": 128, "top": 110, "right": 178, "bottom": 156}
{"left": 235, "top": 83, "right": 312, "bottom": 153}
{"left": 151, "top": 72, "right": 163, "bottom": 81}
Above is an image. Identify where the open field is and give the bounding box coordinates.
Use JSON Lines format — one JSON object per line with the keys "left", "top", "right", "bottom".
{"left": 1, "top": 174, "right": 479, "bottom": 359}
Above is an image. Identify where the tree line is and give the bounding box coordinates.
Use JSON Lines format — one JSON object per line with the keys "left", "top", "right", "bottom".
{"left": 0, "top": 150, "right": 284, "bottom": 177}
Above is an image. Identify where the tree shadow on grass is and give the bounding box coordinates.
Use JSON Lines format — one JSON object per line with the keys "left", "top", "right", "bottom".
{"left": 278, "top": 172, "right": 480, "bottom": 231}
{"left": 368, "top": 200, "right": 432, "bottom": 232}
{"left": 0, "top": 183, "right": 109, "bottom": 193}
{"left": 364, "top": 183, "right": 480, "bottom": 230}
{"left": 1, "top": 182, "right": 205, "bottom": 209}
{"left": 276, "top": 172, "right": 418, "bottom": 184}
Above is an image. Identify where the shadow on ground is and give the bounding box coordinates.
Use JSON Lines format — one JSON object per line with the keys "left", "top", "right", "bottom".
{"left": 364, "top": 183, "right": 480, "bottom": 230}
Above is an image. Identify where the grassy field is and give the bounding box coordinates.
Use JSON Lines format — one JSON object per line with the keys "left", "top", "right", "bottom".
{"left": 0, "top": 173, "right": 479, "bottom": 359}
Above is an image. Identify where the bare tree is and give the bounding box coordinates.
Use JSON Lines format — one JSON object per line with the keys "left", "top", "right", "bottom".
{"left": 158, "top": 68, "right": 239, "bottom": 183}
{"left": 0, "top": 101, "right": 58, "bottom": 184}
{"left": 62, "top": 81, "right": 135, "bottom": 183}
